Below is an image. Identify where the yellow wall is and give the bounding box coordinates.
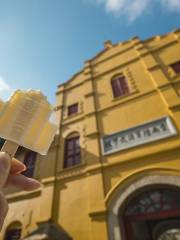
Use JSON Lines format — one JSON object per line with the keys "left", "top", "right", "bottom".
{"left": 1, "top": 29, "right": 180, "bottom": 240}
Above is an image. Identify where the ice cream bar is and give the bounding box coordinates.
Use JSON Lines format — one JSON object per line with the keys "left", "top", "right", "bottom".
{"left": 0, "top": 90, "right": 57, "bottom": 157}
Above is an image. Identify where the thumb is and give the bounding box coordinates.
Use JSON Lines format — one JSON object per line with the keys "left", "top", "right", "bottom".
{"left": 0, "top": 152, "right": 11, "bottom": 189}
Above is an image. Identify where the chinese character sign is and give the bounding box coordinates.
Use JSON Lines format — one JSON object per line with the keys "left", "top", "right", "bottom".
{"left": 101, "top": 117, "right": 177, "bottom": 155}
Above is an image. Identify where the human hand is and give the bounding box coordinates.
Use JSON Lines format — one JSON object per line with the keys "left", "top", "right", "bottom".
{"left": 0, "top": 152, "right": 42, "bottom": 231}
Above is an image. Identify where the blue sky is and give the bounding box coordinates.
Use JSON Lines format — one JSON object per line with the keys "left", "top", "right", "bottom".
{"left": 0, "top": 0, "right": 179, "bottom": 104}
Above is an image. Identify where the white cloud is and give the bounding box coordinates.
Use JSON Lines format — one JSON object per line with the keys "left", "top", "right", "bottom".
{"left": 88, "top": 0, "right": 151, "bottom": 22}
{"left": 105, "top": 0, "right": 126, "bottom": 12}
{"left": 90, "top": 0, "right": 180, "bottom": 22}
{"left": 161, "top": 0, "right": 180, "bottom": 12}
{"left": 0, "top": 76, "right": 13, "bottom": 100}
{"left": 105, "top": 0, "right": 151, "bottom": 22}
{"left": 0, "top": 76, "right": 11, "bottom": 92}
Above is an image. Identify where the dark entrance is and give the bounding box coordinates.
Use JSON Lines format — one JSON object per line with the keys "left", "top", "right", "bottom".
{"left": 122, "top": 188, "right": 180, "bottom": 240}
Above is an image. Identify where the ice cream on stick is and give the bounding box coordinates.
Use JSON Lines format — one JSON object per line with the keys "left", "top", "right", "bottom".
{"left": 0, "top": 90, "right": 57, "bottom": 157}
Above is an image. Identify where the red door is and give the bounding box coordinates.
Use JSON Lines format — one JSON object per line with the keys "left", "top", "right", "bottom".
{"left": 121, "top": 188, "right": 180, "bottom": 240}
{"left": 124, "top": 209, "right": 180, "bottom": 240}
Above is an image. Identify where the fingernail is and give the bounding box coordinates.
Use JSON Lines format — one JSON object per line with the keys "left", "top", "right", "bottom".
{"left": 27, "top": 178, "right": 43, "bottom": 189}
{"left": 17, "top": 164, "right": 27, "bottom": 172}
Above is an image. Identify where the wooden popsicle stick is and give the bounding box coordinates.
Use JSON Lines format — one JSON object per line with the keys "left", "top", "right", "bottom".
{"left": 1, "top": 140, "right": 19, "bottom": 158}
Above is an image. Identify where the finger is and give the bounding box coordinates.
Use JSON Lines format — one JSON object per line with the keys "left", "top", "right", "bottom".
{"left": 0, "top": 152, "right": 11, "bottom": 188}
{"left": 4, "top": 174, "right": 42, "bottom": 191}
{"left": 0, "top": 191, "right": 9, "bottom": 231}
{"left": 10, "top": 158, "right": 26, "bottom": 174}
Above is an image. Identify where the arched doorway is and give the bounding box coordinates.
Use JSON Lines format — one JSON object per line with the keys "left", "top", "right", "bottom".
{"left": 122, "top": 188, "right": 180, "bottom": 240}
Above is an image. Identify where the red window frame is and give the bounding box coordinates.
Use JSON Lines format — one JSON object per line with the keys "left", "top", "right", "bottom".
{"left": 122, "top": 188, "right": 180, "bottom": 240}
{"left": 64, "top": 136, "right": 81, "bottom": 168}
{"left": 111, "top": 76, "right": 129, "bottom": 98}
{"left": 22, "top": 151, "right": 37, "bottom": 178}
{"left": 68, "top": 103, "right": 78, "bottom": 116}
{"left": 171, "top": 61, "right": 180, "bottom": 74}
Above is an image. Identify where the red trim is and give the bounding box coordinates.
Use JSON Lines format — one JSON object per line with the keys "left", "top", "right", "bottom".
{"left": 124, "top": 218, "right": 133, "bottom": 240}
{"left": 123, "top": 209, "right": 180, "bottom": 240}
{"left": 125, "top": 208, "right": 180, "bottom": 221}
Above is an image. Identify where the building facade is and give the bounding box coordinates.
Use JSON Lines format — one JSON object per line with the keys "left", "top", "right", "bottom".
{"left": 0, "top": 29, "right": 180, "bottom": 240}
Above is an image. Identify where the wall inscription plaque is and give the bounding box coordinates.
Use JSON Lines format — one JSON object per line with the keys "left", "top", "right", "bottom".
{"left": 101, "top": 117, "right": 177, "bottom": 155}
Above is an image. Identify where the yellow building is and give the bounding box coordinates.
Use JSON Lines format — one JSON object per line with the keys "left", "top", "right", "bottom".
{"left": 1, "top": 29, "right": 180, "bottom": 240}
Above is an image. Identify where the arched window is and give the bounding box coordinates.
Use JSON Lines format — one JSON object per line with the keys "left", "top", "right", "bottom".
{"left": 4, "top": 222, "right": 22, "bottom": 240}
{"left": 22, "top": 150, "right": 37, "bottom": 178}
{"left": 111, "top": 75, "right": 130, "bottom": 98}
{"left": 124, "top": 189, "right": 180, "bottom": 217}
{"left": 64, "top": 134, "right": 81, "bottom": 168}
{"left": 122, "top": 188, "right": 180, "bottom": 240}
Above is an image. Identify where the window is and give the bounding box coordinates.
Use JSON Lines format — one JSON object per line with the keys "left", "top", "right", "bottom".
{"left": 64, "top": 136, "right": 81, "bottom": 168}
{"left": 5, "top": 228, "right": 22, "bottom": 240}
{"left": 0, "top": 137, "right": 5, "bottom": 148}
{"left": 111, "top": 76, "right": 130, "bottom": 98}
{"left": 22, "top": 151, "right": 37, "bottom": 178}
{"left": 171, "top": 61, "right": 180, "bottom": 74}
{"left": 4, "top": 222, "right": 22, "bottom": 240}
{"left": 124, "top": 189, "right": 180, "bottom": 216}
{"left": 68, "top": 103, "right": 78, "bottom": 116}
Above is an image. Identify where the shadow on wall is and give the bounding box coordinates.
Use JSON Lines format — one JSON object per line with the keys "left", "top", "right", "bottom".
{"left": 22, "top": 219, "right": 73, "bottom": 240}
